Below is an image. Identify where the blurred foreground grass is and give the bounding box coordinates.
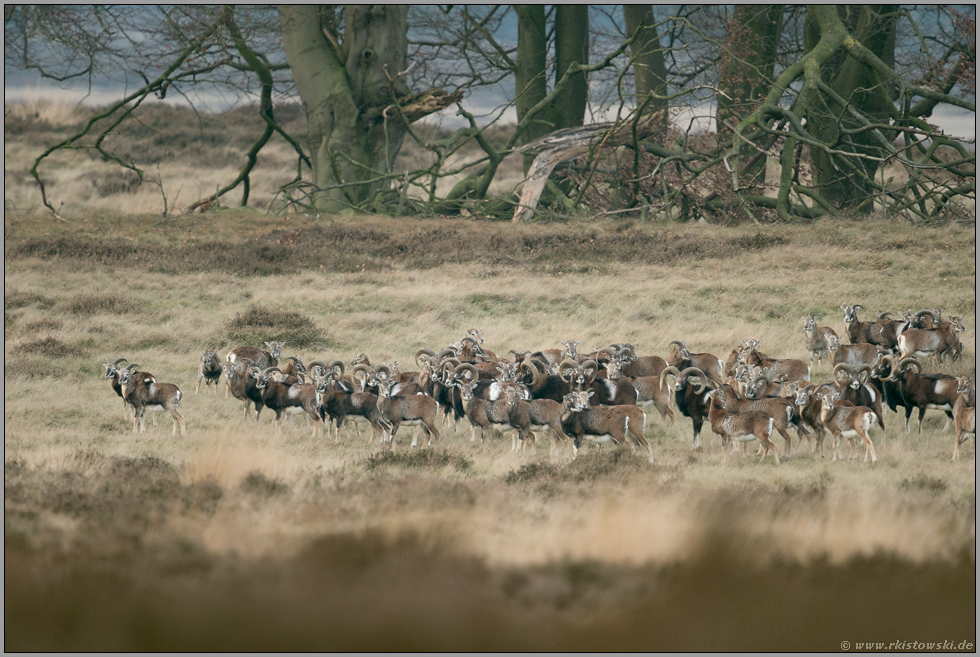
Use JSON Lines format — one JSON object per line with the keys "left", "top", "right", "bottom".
{"left": 4, "top": 209, "right": 976, "bottom": 650}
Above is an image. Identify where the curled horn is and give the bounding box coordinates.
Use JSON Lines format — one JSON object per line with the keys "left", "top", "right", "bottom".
{"left": 527, "top": 358, "right": 549, "bottom": 374}
{"left": 876, "top": 352, "right": 898, "bottom": 370}
{"left": 873, "top": 353, "right": 899, "bottom": 380}
{"left": 659, "top": 365, "right": 681, "bottom": 391}
{"left": 461, "top": 336, "right": 485, "bottom": 355}
{"left": 579, "top": 359, "right": 599, "bottom": 384}
{"left": 668, "top": 340, "right": 687, "bottom": 351}
{"left": 374, "top": 364, "right": 392, "bottom": 381}
{"left": 519, "top": 358, "right": 540, "bottom": 387}
{"left": 126, "top": 363, "right": 141, "bottom": 372}
{"left": 833, "top": 363, "right": 854, "bottom": 382}
{"left": 614, "top": 347, "right": 634, "bottom": 363}
{"left": 308, "top": 359, "right": 330, "bottom": 378}
{"left": 856, "top": 364, "right": 871, "bottom": 384}
{"left": 351, "top": 363, "right": 371, "bottom": 380}
{"left": 558, "top": 358, "right": 581, "bottom": 383}
{"left": 454, "top": 362, "right": 479, "bottom": 383}
{"left": 112, "top": 357, "right": 128, "bottom": 366}
{"left": 230, "top": 356, "right": 256, "bottom": 373}
{"left": 328, "top": 360, "right": 345, "bottom": 377}
{"left": 440, "top": 358, "right": 460, "bottom": 381}
{"left": 594, "top": 346, "right": 617, "bottom": 362}
{"left": 682, "top": 367, "right": 712, "bottom": 393}
{"left": 415, "top": 348, "right": 437, "bottom": 366}
{"left": 436, "top": 347, "right": 458, "bottom": 362}
{"left": 913, "top": 309, "right": 937, "bottom": 326}
{"left": 897, "top": 357, "right": 922, "bottom": 374}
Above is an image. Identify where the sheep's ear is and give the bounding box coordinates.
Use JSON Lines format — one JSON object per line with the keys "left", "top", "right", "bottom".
{"left": 586, "top": 390, "right": 594, "bottom": 398}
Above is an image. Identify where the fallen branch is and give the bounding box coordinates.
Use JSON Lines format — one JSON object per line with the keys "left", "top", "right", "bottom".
{"left": 511, "top": 111, "right": 663, "bottom": 222}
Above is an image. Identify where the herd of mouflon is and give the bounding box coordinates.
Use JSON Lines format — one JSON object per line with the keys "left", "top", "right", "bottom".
{"left": 101, "top": 306, "right": 975, "bottom": 463}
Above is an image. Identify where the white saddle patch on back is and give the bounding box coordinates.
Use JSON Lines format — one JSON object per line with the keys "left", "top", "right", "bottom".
{"left": 602, "top": 379, "right": 616, "bottom": 398}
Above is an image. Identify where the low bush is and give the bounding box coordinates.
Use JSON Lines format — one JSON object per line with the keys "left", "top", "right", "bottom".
{"left": 66, "top": 292, "right": 136, "bottom": 316}
{"left": 223, "top": 305, "right": 329, "bottom": 350}
{"left": 363, "top": 449, "right": 472, "bottom": 473}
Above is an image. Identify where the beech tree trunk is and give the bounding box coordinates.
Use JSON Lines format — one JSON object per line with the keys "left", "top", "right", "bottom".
{"left": 515, "top": 5, "right": 550, "bottom": 172}
{"left": 278, "top": 5, "right": 410, "bottom": 213}
{"left": 623, "top": 5, "right": 668, "bottom": 144}
{"left": 515, "top": 4, "right": 590, "bottom": 173}
{"left": 806, "top": 5, "right": 898, "bottom": 212}
{"left": 553, "top": 5, "right": 589, "bottom": 129}
{"left": 717, "top": 5, "right": 783, "bottom": 190}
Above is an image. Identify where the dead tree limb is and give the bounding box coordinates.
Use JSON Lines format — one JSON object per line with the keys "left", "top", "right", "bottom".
{"left": 511, "top": 111, "right": 663, "bottom": 223}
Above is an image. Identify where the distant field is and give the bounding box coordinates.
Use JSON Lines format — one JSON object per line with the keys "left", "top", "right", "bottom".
{"left": 3, "top": 206, "right": 975, "bottom": 651}
{"left": 2, "top": 99, "right": 524, "bottom": 216}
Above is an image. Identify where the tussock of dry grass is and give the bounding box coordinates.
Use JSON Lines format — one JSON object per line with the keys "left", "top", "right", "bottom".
{"left": 4, "top": 206, "right": 976, "bottom": 650}
{"left": 221, "top": 305, "right": 330, "bottom": 351}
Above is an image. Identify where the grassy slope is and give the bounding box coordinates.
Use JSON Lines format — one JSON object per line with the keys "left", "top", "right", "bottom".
{"left": 4, "top": 209, "right": 977, "bottom": 651}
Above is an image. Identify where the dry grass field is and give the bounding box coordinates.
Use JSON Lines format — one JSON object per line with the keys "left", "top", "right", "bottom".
{"left": 4, "top": 102, "right": 977, "bottom": 651}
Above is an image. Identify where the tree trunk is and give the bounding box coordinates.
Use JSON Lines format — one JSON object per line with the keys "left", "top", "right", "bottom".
{"left": 623, "top": 5, "right": 668, "bottom": 144}
{"left": 278, "top": 5, "right": 409, "bottom": 213}
{"left": 717, "top": 6, "right": 783, "bottom": 129}
{"left": 807, "top": 5, "right": 897, "bottom": 212}
{"left": 717, "top": 5, "right": 783, "bottom": 190}
{"left": 515, "top": 5, "right": 551, "bottom": 173}
{"left": 553, "top": 5, "right": 589, "bottom": 129}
